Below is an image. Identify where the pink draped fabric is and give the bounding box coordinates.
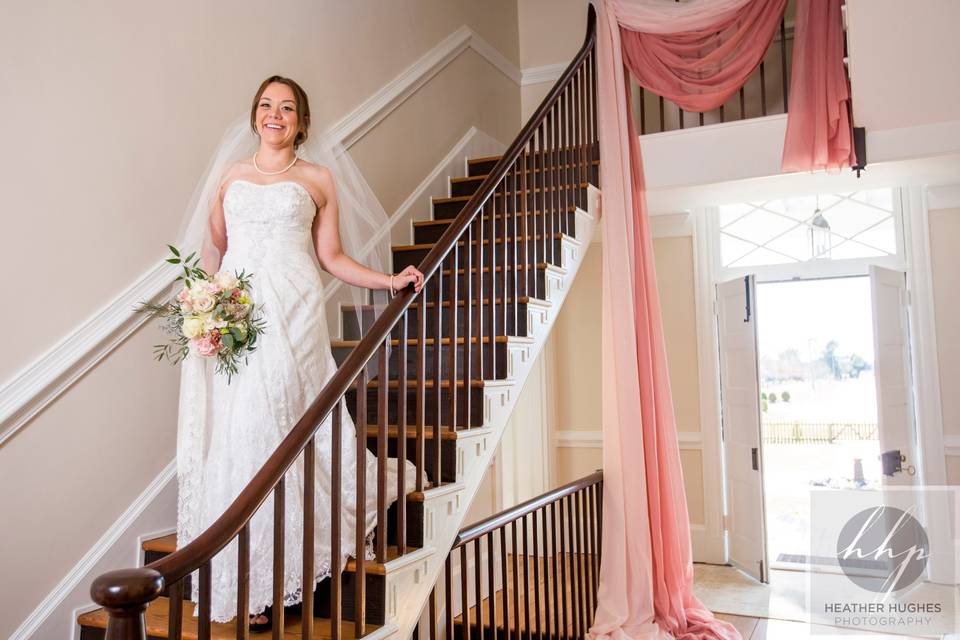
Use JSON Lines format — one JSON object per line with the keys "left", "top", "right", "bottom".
{"left": 620, "top": 0, "right": 786, "bottom": 112}
{"left": 591, "top": 0, "right": 853, "bottom": 638}
{"left": 781, "top": 0, "right": 857, "bottom": 172}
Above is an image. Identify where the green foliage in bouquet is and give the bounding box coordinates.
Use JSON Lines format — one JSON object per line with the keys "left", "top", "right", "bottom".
{"left": 136, "top": 245, "right": 267, "bottom": 383}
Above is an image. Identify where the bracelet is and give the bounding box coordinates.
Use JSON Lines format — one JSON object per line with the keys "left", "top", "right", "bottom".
{"left": 389, "top": 274, "right": 396, "bottom": 297}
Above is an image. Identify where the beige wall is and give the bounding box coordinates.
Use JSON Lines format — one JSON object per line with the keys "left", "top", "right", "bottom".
{"left": 0, "top": 2, "right": 522, "bottom": 636}
{"left": 847, "top": 0, "right": 960, "bottom": 131}
{"left": 927, "top": 207, "right": 960, "bottom": 484}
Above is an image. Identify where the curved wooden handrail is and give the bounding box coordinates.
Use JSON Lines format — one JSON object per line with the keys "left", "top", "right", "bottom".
{"left": 453, "top": 470, "right": 603, "bottom": 547}
{"left": 92, "top": 2, "right": 598, "bottom": 623}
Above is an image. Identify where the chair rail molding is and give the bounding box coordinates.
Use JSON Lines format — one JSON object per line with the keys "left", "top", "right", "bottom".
{"left": 0, "top": 24, "right": 522, "bottom": 448}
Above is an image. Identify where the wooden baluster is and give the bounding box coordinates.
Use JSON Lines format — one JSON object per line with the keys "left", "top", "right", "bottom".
{"left": 552, "top": 103, "right": 560, "bottom": 263}
{"left": 460, "top": 545, "right": 471, "bottom": 640}
{"left": 780, "top": 18, "right": 789, "bottom": 110}
{"left": 462, "top": 225, "right": 473, "bottom": 431}
{"left": 574, "top": 66, "right": 588, "bottom": 209}
{"left": 639, "top": 86, "right": 647, "bottom": 134}
{"left": 199, "top": 561, "right": 211, "bottom": 640}
{"left": 563, "top": 496, "right": 579, "bottom": 640}
{"left": 448, "top": 245, "right": 458, "bottom": 438}
{"left": 168, "top": 579, "right": 183, "bottom": 640}
{"left": 396, "top": 314, "right": 408, "bottom": 553}
{"left": 237, "top": 525, "right": 250, "bottom": 640}
{"left": 354, "top": 369, "right": 367, "bottom": 638}
{"left": 432, "top": 269, "right": 443, "bottom": 477}
{"left": 760, "top": 60, "right": 768, "bottom": 116}
{"left": 533, "top": 129, "right": 542, "bottom": 300}
{"left": 487, "top": 190, "right": 496, "bottom": 379}
{"left": 331, "top": 404, "right": 343, "bottom": 640}
{"left": 272, "top": 478, "right": 285, "bottom": 640}
{"left": 474, "top": 539, "right": 485, "bottom": 640}
{"left": 444, "top": 555, "right": 455, "bottom": 640}
{"left": 377, "top": 342, "right": 388, "bottom": 563}
{"left": 474, "top": 208, "right": 485, "bottom": 387}
{"left": 573, "top": 493, "right": 586, "bottom": 636}
{"left": 542, "top": 116, "right": 551, "bottom": 269}
{"left": 499, "top": 527, "right": 510, "bottom": 640}
{"left": 510, "top": 522, "right": 521, "bottom": 640}
{"left": 531, "top": 510, "right": 542, "bottom": 640}
{"left": 559, "top": 87, "right": 568, "bottom": 236}
{"left": 553, "top": 500, "right": 566, "bottom": 640}
{"left": 739, "top": 85, "right": 746, "bottom": 120}
{"left": 658, "top": 94, "right": 665, "bottom": 132}
{"left": 521, "top": 515, "right": 531, "bottom": 640}
{"left": 581, "top": 66, "right": 590, "bottom": 201}
{"left": 598, "top": 480, "right": 604, "bottom": 561}
{"left": 520, "top": 147, "right": 529, "bottom": 303}
{"left": 487, "top": 534, "right": 497, "bottom": 640}
{"left": 581, "top": 490, "right": 594, "bottom": 624}
{"left": 591, "top": 50, "right": 598, "bottom": 167}
{"left": 429, "top": 587, "right": 438, "bottom": 640}
{"left": 588, "top": 484, "right": 598, "bottom": 610}
{"left": 503, "top": 169, "right": 511, "bottom": 340}
{"left": 511, "top": 159, "right": 520, "bottom": 333}
{"left": 302, "top": 439, "right": 316, "bottom": 640}
{"left": 575, "top": 68, "right": 583, "bottom": 211}
{"left": 416, "top": 289, "right": 426, "bottom": 488}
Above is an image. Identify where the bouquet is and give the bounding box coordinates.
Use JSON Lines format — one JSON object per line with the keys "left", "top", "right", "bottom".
{"left": 136, "top": 245, "right": 267, "bottom": 382}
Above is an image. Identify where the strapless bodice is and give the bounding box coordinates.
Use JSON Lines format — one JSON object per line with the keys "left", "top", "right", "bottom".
{"left": 221, "top": 179, "right": 317, "bottom": 269}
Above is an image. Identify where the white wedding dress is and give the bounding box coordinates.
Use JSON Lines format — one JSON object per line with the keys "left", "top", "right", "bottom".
{"left": 175, "top": 179, "right": 414, "bottom": 623}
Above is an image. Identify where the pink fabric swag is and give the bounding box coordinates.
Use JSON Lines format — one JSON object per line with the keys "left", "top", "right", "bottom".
{"left": 591, "top": 1, "right": 855, "bottom": 639}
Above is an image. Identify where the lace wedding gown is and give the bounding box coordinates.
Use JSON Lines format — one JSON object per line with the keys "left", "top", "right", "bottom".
{"left": 176, "top": 179, "right": 415, "bottom": 623}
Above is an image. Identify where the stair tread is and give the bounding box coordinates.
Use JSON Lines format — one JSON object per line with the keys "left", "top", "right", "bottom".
{"left": 140, "top": 534, "right": 415, "bottom": 578}
{"left": 414, "top": 207, "right": 578, "bottom": 227}
{"left": 332, "top": 335, "right": 532, "bottom": 349}
{"left": 452, "top": 157, "right": 600, "bottom": 182}
{"left": 342, "top": 295, "right": 547, "bottom": 312}
{"left": 466, "top": 153, "right": 599, "bottom": 166}
{"left": 440, "top": 263, "right": 565, "bottom": 277}
{"left": 433, "top": 183, "right": 589, "bottom": 205}
{"left": 77, "top": 596, "right": 377, "bottom": 639}
{"left": 349, "top": 378, "right": 487, "bottom": 390}
{"left": 363, "top": 424, "right": 462, "bottom": 440}
{"left": 393, "top": 232, "right": 574, "bottom": 253}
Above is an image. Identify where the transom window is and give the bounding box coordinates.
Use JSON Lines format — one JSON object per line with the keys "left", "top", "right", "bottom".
{"left": 719, "top": 188, "right": 899, "bottom": 269}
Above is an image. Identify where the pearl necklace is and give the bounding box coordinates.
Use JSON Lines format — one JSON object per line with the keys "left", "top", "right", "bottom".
{"left": 253, "top": 151, "right": 298, "bottom": 175}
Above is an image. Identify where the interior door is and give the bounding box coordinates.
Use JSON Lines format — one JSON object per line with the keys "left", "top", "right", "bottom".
{"left": 717, "top": 275, "right": 769, "bottom": 583}
{"left": 869, "top": 266, "right": 918, "bottom": 487}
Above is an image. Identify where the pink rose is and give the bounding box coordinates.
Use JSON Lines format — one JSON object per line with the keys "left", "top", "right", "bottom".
{"left": 176, "top": 287, "right": 191, "bottom": 303}
{"left": 192, "top": 332, "right": 222, "bottom": 358}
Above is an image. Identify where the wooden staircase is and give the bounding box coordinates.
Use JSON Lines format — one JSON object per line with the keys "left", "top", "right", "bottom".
{"left": 78, "top": 149, "right": 599, "bottom": 640}
{"left": 83, "top": 7, "right": 598, "bottom": 639}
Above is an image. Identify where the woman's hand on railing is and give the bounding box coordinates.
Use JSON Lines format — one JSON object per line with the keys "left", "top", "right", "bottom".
{"left": 391, "top": 265, "right": 424, "bottom": 295}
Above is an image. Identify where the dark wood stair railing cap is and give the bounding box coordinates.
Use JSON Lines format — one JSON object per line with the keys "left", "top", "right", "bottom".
{"left": 91, "top": 567, "right": 164, "bottom": 609}
{"left": 92, "top": 2, "right": 598, "bottom": 625}
{"left": 454, "top": 470, "right": 603, "bottom": 547}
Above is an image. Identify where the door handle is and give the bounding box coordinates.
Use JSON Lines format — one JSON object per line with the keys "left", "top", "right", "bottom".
{"left": 751, "top": 447, "right": 759, "bottom": 471}
{"left": 743, "top": 276, "right": 752, "bottom": 323}
{"left": 880, "top": 449, "right": 916, "bottom": 476}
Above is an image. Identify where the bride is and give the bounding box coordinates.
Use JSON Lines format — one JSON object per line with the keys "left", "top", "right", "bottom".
{"left": 174, "top": 75, "right": 423, "bottom": 627}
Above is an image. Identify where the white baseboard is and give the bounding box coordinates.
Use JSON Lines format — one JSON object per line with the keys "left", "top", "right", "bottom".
{"left": 9, "top": 461, "right": 177, "bottom": 640}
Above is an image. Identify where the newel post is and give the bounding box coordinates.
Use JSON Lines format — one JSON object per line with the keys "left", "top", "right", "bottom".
{"left": 90, "top": 568, "right": 164, "bottom": 640}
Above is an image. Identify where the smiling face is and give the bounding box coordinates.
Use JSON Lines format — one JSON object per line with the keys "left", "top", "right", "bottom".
{"left": 249, "top": 76, "right": 311, "bottom": 149}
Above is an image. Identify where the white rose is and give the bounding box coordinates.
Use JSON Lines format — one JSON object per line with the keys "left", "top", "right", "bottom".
{"left": 213, "top": 270, "right": 240, "bottom": 291}
{"left": 203, "top": 314, "right": 228, "bottom": 333}
{"left": 192, "top": 292, "right": 216, "bottom": 313}
{"left": 181, "top": 316, "right": 205, "bottom": 339}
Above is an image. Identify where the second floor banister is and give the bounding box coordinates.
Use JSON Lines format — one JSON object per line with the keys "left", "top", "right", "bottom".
{"left": 419, "top": 471, "right": 604, "bottom": 640}
{"left": 90, "top": 5, "right": 599, "bottom": 640}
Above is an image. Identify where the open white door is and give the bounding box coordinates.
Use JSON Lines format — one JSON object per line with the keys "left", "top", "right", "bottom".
{"left": 717, "top": 275, "right": 769, "bottom": 583}
{"left": 869, "top": 266, "right": 918, "bottom": 487}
